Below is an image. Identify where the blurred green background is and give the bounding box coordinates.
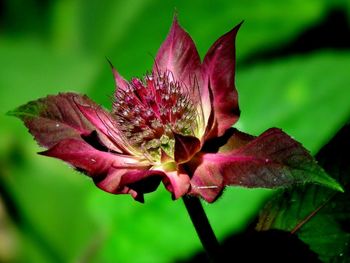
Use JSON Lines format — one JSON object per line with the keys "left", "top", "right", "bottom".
{"left": 1, "top": 0, "right": 350, "bottom": 262}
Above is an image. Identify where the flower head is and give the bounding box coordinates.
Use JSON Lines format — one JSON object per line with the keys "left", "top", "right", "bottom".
{"left": 10, "top": 17, "right": 342, "bottom": 203}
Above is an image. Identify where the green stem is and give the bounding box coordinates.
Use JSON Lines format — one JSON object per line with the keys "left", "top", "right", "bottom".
{"left": 182, "top": 196, "right": 220, "bottom": 262}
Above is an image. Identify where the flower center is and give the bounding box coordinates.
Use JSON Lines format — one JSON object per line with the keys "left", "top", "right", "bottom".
{"left": 113, "top": 71, "right": 199, "bottom": 162}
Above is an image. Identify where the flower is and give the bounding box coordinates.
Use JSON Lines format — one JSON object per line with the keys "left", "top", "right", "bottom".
{"left": 10, "top": 16, "right": 341, "bottom": 203}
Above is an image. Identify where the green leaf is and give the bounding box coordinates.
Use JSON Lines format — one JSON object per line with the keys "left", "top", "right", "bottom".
{"left": 237, "top": 52, "right": 350, "bottom": 154}
{"left": 256, "top": 123, "right": 350, "bottom": 262}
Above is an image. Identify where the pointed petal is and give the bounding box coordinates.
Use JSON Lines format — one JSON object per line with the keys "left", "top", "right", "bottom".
{"left": 9, "top": 93, "right": 99, "bottom": 148}
{"left": 202, "top": 22, "right": 242, "bottom": 139}
{"left": 188, "top": 128, "right": 342, "bottom": 202}
{"left": 107, "top": 59, "right": 129, "bottom": 91}
{"left": 162, "top": 168, "right": 190, "bottom": 200}
{"left": 154, "top": 16, "right": 201, "bottom": 87}
{"left": 174, "top": 132, "right": 201, "bottom": 164}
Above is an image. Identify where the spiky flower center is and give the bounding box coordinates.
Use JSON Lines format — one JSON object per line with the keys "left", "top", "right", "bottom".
{"left": 113, "top": 71, "right": 199, "bottom": 162}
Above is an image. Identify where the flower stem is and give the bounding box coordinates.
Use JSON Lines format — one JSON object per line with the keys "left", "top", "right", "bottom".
{"left": 182, "top": 196, "right": 220, "bottom": 262}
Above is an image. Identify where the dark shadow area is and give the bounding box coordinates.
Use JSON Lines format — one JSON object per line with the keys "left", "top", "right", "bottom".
{"left": 0, "top": 0, "right": 5, "bottom": 26}
{"left": 0, "top": 0, "right": 52, "bottom": 35}
{"left": 178, "top": 222, "right": 321, "bottom": 263}
{"left": 242, "top": 8, "right": 350, "bottom": 67}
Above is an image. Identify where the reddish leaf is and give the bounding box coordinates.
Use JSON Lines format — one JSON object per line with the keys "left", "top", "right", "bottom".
{"left": 189, "top": 128, "right": 342, "bottom": 202}
{"left": 8, "top": 93, "right": 101, "bottom": 148}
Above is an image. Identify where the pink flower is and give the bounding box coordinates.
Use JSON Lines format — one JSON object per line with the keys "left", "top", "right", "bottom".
{"left": 10, "top": 17, "right": 341, "bottom": 202}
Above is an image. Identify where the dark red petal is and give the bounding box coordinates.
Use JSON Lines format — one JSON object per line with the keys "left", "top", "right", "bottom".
{"left": 9, "top": 93, "right": 99, "bottom": 148}
{"left": 202, "top": 22, "right": 242, "bottom": 139}
{"left": 187, "top": 154, "right": 224, "bottom": 203}
{"left": 174, "top": 132, "right": 201, "bottom": 164}
{"left": 154, "top": 16, "right": 201, "bottom": 88}
{"left": 40, "top": 138, "right": 163, "bottom": 202}
{"left": 188, "top": 128, "right": 342, "bottom": 202}
{"left": 95, "top": 169, "right": 164, "bottom": 203}
{"left": 162, "top": 168, "right": 190, "bottom": 200}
